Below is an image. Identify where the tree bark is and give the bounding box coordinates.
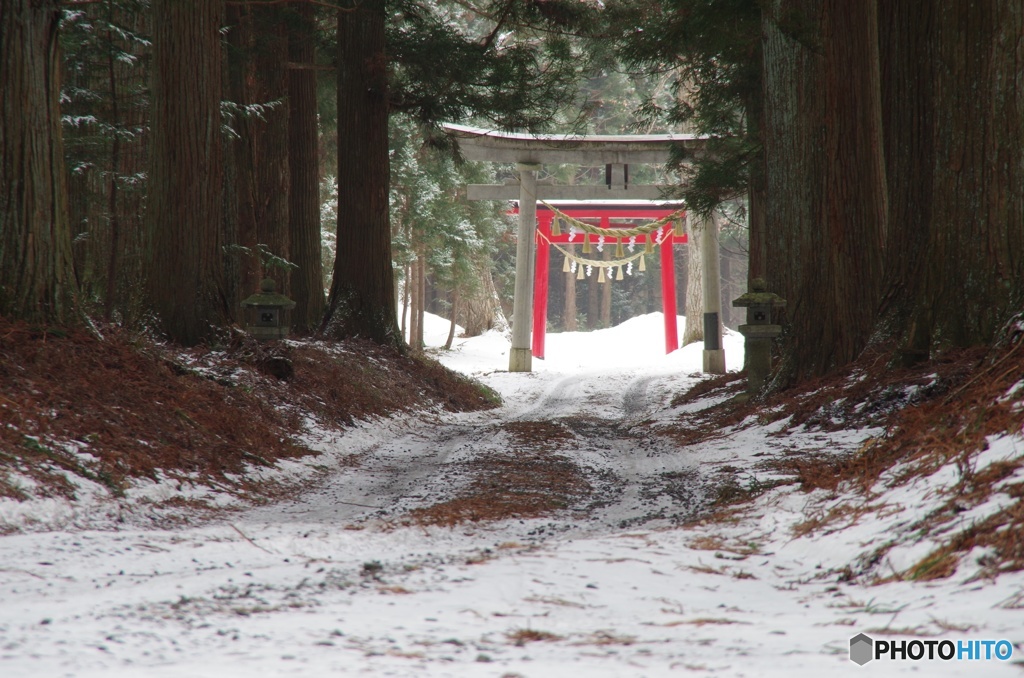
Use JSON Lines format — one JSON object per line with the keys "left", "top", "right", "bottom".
{"left": 324, "top": 0, "right": 402, "bottom": 346}
{"left": 147, "top": 0, "right": 226, "bottom": 345}
{"left": 227, "top": 6, "right": 290, "bottom": 299}
{"left": 682, "top": 214, "right": 704, "bottom": 345}
{"left": 876, "top": 1, "right": 1024, "bottom": 362}
{"left": 563, "top": 245, "right": 578, "bottom": 331}
{"left": 409, "top": 257, "right": 421, "bottom": 349}
{"left": 444, "top": 289, "right": 458, "bottom": 349}
{"left": 401, "top": 263, "right": 410, "bottom": 338}
{"left": 0, "top": 0, "right": 76, "bottom": 324}
{"left": 288, "top": 2, "right": 325, "bottom": 334}
{"left": 761, "top": 0, "right": 886, "bottom": 382}
{"left": 586, "top": 255, "right": 600, "bottom": 329}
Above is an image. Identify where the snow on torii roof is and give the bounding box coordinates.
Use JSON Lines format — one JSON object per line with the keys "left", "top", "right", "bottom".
{"left": 442, "top": 123, "right": 708, "bottom": 165}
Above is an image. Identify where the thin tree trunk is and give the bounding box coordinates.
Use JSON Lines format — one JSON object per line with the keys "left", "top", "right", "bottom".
{"left": 147, "top": 0, "right": 226, "bottom": 345}
{"left": 288, "top": 2, "right": 324, "bottom": 334}
{"left": 401, "top": 263, "right": 410, "bottom": 338}
{"left": 104, "top": 17, "right": 121, "bottom": 323}
{"left": 600, "top": 246, "right": 612, "bottom": 328}
{"left": 324, "top": 0, "right": 401, "bottom": 345}
{"left": 444, "top": 289, "right": 459, "bottom": 349}
{"left": 563, "top": 245, "right": 578, "bottom": 331}
{"left": 416, "top": 248, "right": 426, "bottom": 348}
{"left": 0, "top": 0, "right": 75, "bottom": 324}
{"left": 409, "top": 257, "right": 421, "bottom": 349}
{"left": 586, "top": 257, "right": 600, "bottom": 329}
{"left": 682, "top": 214, "right": 704, "bottom": 345}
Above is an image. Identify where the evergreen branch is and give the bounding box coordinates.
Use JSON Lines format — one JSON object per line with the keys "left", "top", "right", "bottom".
{"left": 445, "top": 0, "right": 497, "bottom": 21}
{"left": 224, "top": 0, "right": 358, "bottom": 11}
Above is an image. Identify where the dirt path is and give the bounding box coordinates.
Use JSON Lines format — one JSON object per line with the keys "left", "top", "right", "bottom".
{"left": 251, "top": 369, "right": 722, "bottom": 537}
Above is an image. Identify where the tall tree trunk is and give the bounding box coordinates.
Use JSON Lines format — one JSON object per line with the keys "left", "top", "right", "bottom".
{"left": 409, "top": 257, "right": 420, "bottom": 348}
{"left": 875, "top": 2, "right": 1024, "bottom": 362}
{"left": 324, "top": 0, "right": 401, "bottom": 345}
{"left": 761, "top": 0, "right": 886, "bottom": 382}
{"left": 416, "top": 248, "right": 426, "bottom": 347}
{"left": 401, "top": 263, "right": 410, "bottom": 338}
{"left": 227, "top": 6, "right": 290, "bottom": 300}
{"left": 147, "top": 0, "right": 225, "bottom": 345}
{"left": 103, "top": 15, "right": 121, "bottom": 324}
{"left": 563, "top": 245, "right": 578, "bottom": 331}
{"left": 682, "top": 214, "right": 704, "bottom": 345}
{"left": 0, "top": 0, "right": 75, "bottom": 324}
{"left": 288, "top": 2, "right": 324, "bottom": 334}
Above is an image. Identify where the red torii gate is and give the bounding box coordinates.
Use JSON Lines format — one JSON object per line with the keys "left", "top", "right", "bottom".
{"left": 443, "top": 123, "right": 719, "bottom": 373}
{"left": 514, "top": 201, "right": 687, "bottom": 360}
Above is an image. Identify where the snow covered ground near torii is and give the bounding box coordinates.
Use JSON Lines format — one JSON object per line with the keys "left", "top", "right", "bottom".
{"left": 1, "top": 313, "right": 1022, "bottom": 677}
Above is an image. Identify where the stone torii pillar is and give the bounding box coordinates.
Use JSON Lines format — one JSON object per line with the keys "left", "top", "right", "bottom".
{"left": 509, "top": 162, "right": 540, "bottom": 372}
{"left": 699, "top": 211, "right": 726, "bottom": 374}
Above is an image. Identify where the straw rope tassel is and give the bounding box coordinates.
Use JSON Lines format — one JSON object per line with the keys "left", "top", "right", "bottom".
{"left": 582, "top": 236, "right": 592, "bottom": 254}
{"left": 639, "top": 254, "right": 646, "bottom": 272}
{"left": 577, "top": 264, "right": 585, "bottom": 280}
{"left": 645, "top": 237, "right": 655, "bottom": 254}
{"left": 674, "top": 219, "right": 684, "bottom": 237}
{"left": 615, "top": 240, "right": 625, "bottom": 258}
{"left": 598, "top": 266, "right": 606, "bottom": 283}
{"left": 551, "top": 218, "right": 562, "bottom": 237}
{"left": 616, "top": 265, "right": 624, "bottom": 281}
{"left": 562, "top": 254, "right": 571, "bottom": 273}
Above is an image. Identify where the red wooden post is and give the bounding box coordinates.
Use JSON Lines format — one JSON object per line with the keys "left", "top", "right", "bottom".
{"left": 659, "top": 225, "right": 679, "bottom": 353}
{"left": 532, "top": 216, "right": 551, "bottom": 359}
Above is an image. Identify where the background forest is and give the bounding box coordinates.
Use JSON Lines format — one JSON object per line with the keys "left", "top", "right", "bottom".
{"left": 3, "top": 0, "right": 1022, "bottom": 389}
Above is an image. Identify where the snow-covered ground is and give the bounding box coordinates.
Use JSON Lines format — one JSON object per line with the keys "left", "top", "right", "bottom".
{"left": 1, "top": 313, "right": 1022, "bottom": 677}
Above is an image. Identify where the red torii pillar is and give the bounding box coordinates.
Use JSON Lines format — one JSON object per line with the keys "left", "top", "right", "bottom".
{"left": 529, "top": 209, "right": 683, "bottom": 360}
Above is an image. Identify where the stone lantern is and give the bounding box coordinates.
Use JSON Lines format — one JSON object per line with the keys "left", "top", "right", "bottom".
{"left": 241, "top": 278, "right": 295, "bottom": 340}
{"left": 732, "top": 278, "right": 786, "bottom": 395}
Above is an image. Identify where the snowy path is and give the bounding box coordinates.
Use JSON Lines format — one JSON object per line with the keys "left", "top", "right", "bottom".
{"left": 2, "top": 315, "right": 1023, "bottom": 677}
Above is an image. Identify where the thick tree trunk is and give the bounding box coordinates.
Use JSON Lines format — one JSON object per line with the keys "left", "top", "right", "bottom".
{"left": 682, "top": 214, "right": 704, "bottom": 345}
{"left": 877, "top": 2, "right": 1024, "bottom": 360}
{"left": 288, "top": 3, "right": 325, "bottom": 334}
{"left": 761, "top": 0, "right": 886, "bottom": 383}
{"left": 0, "top": 0, "right": 75, "bottom": 324}
{"left": 227, "top": 6, "right": 290, "bottom": 299}
{"left": 147, "top": 0, "right": 225, "bottom": 345}
{"left": 324, "top": 0, "right": 401, "bottom": 345}
{"left": 463, "top": 265, "right": 508, "bottom": 337}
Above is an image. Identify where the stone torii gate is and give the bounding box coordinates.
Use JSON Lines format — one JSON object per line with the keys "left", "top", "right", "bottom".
{"left": 443, "top": 123, "right": 725, "bottom": 374}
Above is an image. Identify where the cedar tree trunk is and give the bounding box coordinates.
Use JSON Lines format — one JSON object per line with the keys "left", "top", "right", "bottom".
{"left": 761, "top": 0, "right": 886, "bottom": 383}
{"left": 147, "top": 0, "right": 226, "bottom": 345}
{"left": 324, "top": 0, "right": 402, "bottom": 345}
{"left": 288, "top": 2, "right": 325, "bottom": 334}
{"left": 0, "top": 0, "right": 75, "bottom": 324}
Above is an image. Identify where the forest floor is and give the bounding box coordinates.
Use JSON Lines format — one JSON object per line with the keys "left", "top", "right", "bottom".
{"left": 0, "top": 313, "right": 1022, "bottom": 676}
